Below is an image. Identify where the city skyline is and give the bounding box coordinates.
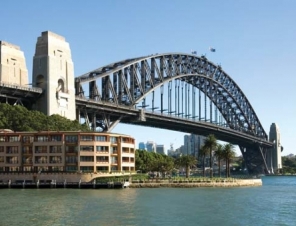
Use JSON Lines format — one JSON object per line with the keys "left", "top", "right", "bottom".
{"left": 1, "top": 1, "right": 295, "bottom": 155}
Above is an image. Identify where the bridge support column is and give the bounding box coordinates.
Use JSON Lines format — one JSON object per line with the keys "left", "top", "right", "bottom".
{"left": 92, "top": 113, "right": 96, "bottom": 131}
{"left": 268, "top": 123, "right": 282, "bottom": 174}
{"left": 32, "top": 31, "right": 76, "bottom": 120}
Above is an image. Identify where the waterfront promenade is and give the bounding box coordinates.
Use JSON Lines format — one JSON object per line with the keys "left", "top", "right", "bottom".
{"left": 129, "top": 178, "right": 262, "bottom": 188}
{"left": 0, "top": 172, "right": 262, "bottom": 189}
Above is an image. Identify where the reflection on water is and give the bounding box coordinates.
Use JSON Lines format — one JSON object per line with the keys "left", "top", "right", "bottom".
{"left": 1, "top": 177, "right": 296, "bottom": 226}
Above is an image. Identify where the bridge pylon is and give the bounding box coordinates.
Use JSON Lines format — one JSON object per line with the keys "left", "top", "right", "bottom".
{"left": 267, "top": 123, "right": 282, "bottom": 174}
{"left": 32, "top": 31, "right": 76, "bottom": 120}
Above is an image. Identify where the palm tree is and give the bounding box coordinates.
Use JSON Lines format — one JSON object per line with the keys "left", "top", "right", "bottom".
{"left": 214, "top": 144, "right": 224, "bottom": 177}
{"left": 199, "top": 145, "right": 209, "bottom": 177}
{"left": 223, "top": 143, "right": 236, "bottom": 178}
{"left": 204, "top": 134, "right": 217, "bottom": 178}
{"left": 175, "top": 155, "right": 197, "bottom": 178}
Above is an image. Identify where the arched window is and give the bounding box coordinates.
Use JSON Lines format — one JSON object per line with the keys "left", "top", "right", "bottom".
{"left": 36, "top": 75, "right": 46, "bottom": 89}
{"left": 57, "top": 79, "right": 65, "bottom": 92}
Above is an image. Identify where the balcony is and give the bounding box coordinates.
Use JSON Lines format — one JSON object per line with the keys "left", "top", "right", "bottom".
{"left": 35, "top": 161, "right": 47, "bottom": 164}
{"left": 7, "top": 161, "right": 19, "bottom": 164}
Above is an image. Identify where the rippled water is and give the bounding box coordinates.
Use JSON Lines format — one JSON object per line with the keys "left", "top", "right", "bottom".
{"left": 1, "top": 176, "right": 296, "bottom": 226}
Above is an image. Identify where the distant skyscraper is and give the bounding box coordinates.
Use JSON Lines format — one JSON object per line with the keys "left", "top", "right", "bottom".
{"left": 146, "top": 141, "right": 156, "bottom": 152}
{"left": 183, "top": 134, "right": 205, "bottom": 156}
{"left": 138, "top": 142, "right": 146, "bottom": 150}
{"left": 156, "top": 144, "right": 166, "bottom": 155}
{"left": 184, "top": 135, "right": 191, "bottom": 155}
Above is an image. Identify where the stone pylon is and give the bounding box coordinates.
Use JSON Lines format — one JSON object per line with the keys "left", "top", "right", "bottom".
{"left": 268, "top": 123, "right": 282, "bottom": 173}
{"left": 32, "top": 31, "right": 76, "bottom": 120}
{"left": 0, "top": 41, "right": 28, "bottom": 86}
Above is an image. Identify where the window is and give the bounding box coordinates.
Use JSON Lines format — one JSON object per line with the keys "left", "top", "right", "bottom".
{"left": 35, "top": 146, "right": 47, "bottom": 153}
{"left": 111, "top": 166, "right": 118, "bottom": 171}
{"left": 121, "top": 137, "right": 131, "bottom": 143}
{"left": 110, "top": 146, "right": 118, "bottom": 154}
{"left": 80, "top": 146, "right": 94, "bottom": 152}
{"left": 6, "top": 146, "right": 18, "bottom": 154}
{"left": 22, "top": 157, "right": 32, "bottom": 164}
{"left": 80, "top": 166, "right": 94, "bottom": 172}
{"left": 97, "top": 166, "right": 108, "bottom": 171}
{"left": 0, "top": 147, "right": 4, "bottom": 152}
{"left": 122, "top": 157, "right": 129, "bottom": 162}
{"left": 50, "top": 146, "right": 62, "bottom": 153}
{"left": 22, "top": 136, "right": 34, "bottom": 143}
{"left": 96, "top": 156, "right": 108, "bottom": 162}
{"left": 95, "top": 136, "right": 107, "bottom": 142}
{"left": 8, "top": 136, "right": 19, "bottom": 142}
{"left": 52, "top": 166, "right": 63, "bottom": 172}
{"left": 0, "top": 136, "right": 6, "bottom": 142}
{"left": 49, "top": 156, "right": 62, "bottom": 164}
{"left": 22, "top": 146, "right": 32, "bottom": 154}
{"left": 6, "top": 156, "right": 18, "bottom": 164}
{"left": 65, "top": 146, "right": 78, "bottom": 153}
{"left": 35, "top": 156, "right": 47, "bottom": 164}
{"left": 23, "top": 166, "right": 33, "bottom": 172}
{"left": 51, "top": 135, "right": 62, "bottom": 141}
{"left": 80, "top": 156, "right": 94, "bottom": 162}
{"left": 111, "top": 156, "right": 118, "bottom": 164}
{"left": 65, "top": 135, "right": 78, "bottom": 143}
{"left": 80, "top": 135, "right": 93, "bottom": 141}
{"left": 110, "top": 137, "right": 118, "bottom": 144}
{"left": 96, "top": 146, "right": 109, "bottom": 153}
{"left": 122, "top": 147, "right": 129, "bottom": 153}
{"left": 36, "top": 136, "right": 49, "bottom": 142}
{"left": 66, "top": 166, "right": 77, "bottom": 172}
{"left": 65, "top": 156, "right": 77, "bottom": 163}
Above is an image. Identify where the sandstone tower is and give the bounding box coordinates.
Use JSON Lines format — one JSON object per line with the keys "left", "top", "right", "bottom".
{"left": 32, "top": 31, "right": 76, "bottom": 120}
{"left": 268, "top": 123, "right": 282, "bottom": 173}
{"left": 0, "top": 41, "right": 28, "bottom": 86}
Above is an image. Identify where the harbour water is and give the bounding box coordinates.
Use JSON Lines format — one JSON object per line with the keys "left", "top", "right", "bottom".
{"left": 0, "top": 176, "right": 296, "bottom": 226}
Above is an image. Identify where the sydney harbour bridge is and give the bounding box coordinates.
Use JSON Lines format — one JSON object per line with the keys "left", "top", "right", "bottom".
{"left": 73, "top": 53, "right": 274, "bottom": 175}
{"left": 0, "top": 32, "right": 281, "bottom": 175}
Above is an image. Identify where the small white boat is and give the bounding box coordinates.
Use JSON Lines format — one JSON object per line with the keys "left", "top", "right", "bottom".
{"left": 123, "top": 181, "right": 130, "bottom": 188}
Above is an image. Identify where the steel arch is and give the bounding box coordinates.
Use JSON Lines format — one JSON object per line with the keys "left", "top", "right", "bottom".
{"left": 75, "top": 53, "right": 267, "bottom": 141}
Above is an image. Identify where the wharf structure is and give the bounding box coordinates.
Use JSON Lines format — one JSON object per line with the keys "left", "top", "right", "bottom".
{"left": 0, "top": 131, "right": 135, "bottom": 183}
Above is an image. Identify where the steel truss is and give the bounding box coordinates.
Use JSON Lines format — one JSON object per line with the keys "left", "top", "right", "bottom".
{"left": 75, "top": 53, "right": 272, "bottom": 175}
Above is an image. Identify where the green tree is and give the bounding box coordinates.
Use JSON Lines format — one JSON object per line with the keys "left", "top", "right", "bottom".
{"left": 135, "top": 149, "right": 154, "bottom": 173}
{"left": 223, "top": 143, "right": 236, "bottom": 177}
{"left": 204, "top": 134, "right": 217, "bottom": 178}
{"left": 199, "top": 145, "right": 209, "bottom": 177}
{"left": 215, "top": 144, "right": 224, "bottom": 177}
{"left": 175, "top": 155, "right": 197, "bottom": 178}
{"left": 0, "top": 103, "right": 90, "bottom": 132}
{"left": 135, "top": 149, "right": 175, "bottom": 176}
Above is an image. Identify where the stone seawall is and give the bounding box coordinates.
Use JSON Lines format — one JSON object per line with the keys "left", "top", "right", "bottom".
{"left": 129, "top": 179, "right": 262, "bottom": 188}
{"left": 0, "top": 172, "right": 136, "bottom": 183}
{"left": 0, "top": 173, "right": 92, "bottom": 183}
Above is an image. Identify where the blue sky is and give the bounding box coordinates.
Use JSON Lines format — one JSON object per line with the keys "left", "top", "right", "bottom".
{"left": 1, "top": 0, "right": 295, "bottom": 155}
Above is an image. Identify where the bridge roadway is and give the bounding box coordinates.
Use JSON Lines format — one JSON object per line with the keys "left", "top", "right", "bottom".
{"left": 75, "top": 97, "right": 273, "bottom": 149}
{"left": 0, "top": 83, "right": 273, "bottom": 149}
{"left": 0, "top": 84, "right": 273, "bottom": 174}
{"left": 0, "top": 82, "right": 42, "bottom": 107}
